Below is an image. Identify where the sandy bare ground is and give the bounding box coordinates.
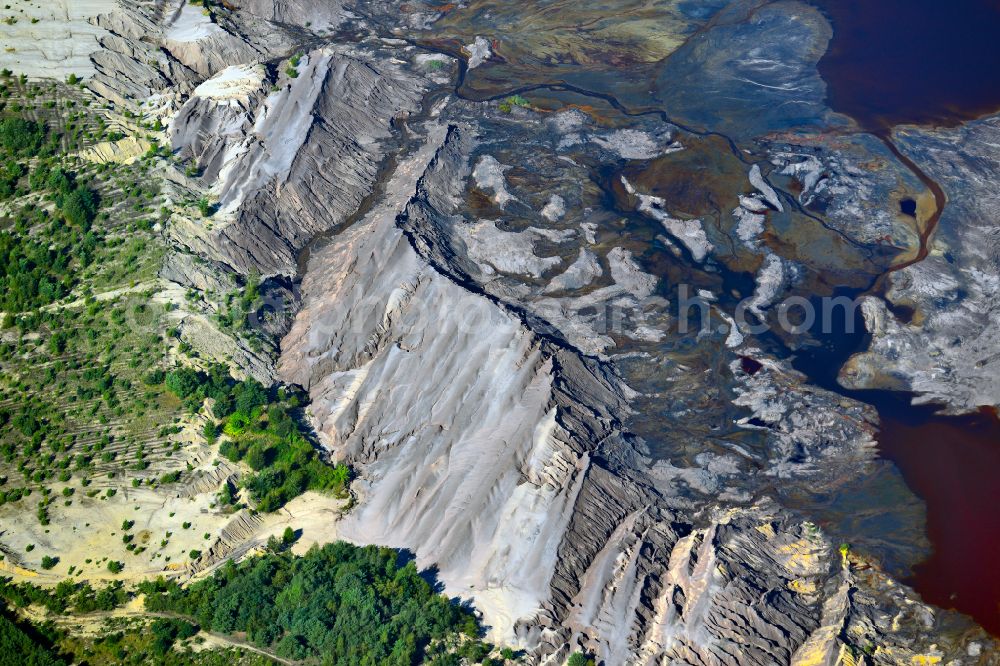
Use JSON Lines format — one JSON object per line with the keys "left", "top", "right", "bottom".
{"left": 0, "top": 408, "right": 347, "bottom": 588}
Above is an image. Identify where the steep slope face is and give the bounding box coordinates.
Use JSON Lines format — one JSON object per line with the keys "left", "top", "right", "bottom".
{"left": 278, "top": 121, "right": 621, "bottom": 640}
{"left": 171, "top": 45, "right": 427, "bottom": 275}
{"left": 160, "top": 1, "right": 264, "bottom": 78}
{"left": 87, "top": 0, "right": 280, "bottom": 108}
{"left": 273, "top": 118, "right": 683, "bottom": 656}
{"left": 238, "top": 0, "right": 348, "bottom": 28}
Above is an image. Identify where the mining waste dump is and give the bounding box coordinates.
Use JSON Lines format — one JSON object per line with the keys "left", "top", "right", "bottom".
{"left": 0, "top": 0, "right": 999, "bottom": 663}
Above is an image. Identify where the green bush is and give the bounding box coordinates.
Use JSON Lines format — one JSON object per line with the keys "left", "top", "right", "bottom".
{"left": 202, "top": 420, "right": 218, "bottom": 444}
{"left": 0, "top": 167, "right": 103, "bottom": 311}
{"left": 60, "top": 187, "right": 98, "bottom": 228}
{"left": 149, "top": 617, "right": 199, "bottom": 656}
{"left": 197, "top": 197, "right": 213, "bottom": 217}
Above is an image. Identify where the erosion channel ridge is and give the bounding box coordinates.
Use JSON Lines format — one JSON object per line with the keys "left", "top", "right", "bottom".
{"left": 2, "top": 0, "right": 999, "bottom": 664}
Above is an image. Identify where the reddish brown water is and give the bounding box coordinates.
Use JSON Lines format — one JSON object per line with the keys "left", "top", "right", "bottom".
{"left": 803, "top": 0, "right": 1000, "bottom": 634}
{"left": 875, "top": 405, "right": 1000, "bottom": 634}
{"left": 792, "top": 297, "right": 1000, "bottom": 634}
{"left": 811, "top": 0, "right": 1000, "bottom": 130}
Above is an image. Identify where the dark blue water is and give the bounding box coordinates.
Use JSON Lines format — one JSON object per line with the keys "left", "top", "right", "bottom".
{"left": 812, "top": 0, "right": 1000, "bottom": 129}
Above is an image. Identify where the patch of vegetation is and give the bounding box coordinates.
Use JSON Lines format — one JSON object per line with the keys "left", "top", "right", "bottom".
{"left": 0, "top": 96, "right": 160, "bottom": 312}
{"left": 149, "top": 617, "right": 199, "bottom": 656}
{"left": 161, "top": 365, "right": 350, "bottom": 511}
{"left": 0, "top": 578, "right": 128, "bottom": 615}
{"left": 140, "top": 542, "right": 497, "bottom": 664}
{"left": 285, "top": 53, "right": 303, "bottom": 79}
{"left": 0, "top": 88, "right": 173, "bottom": 511}
{"left": 215, "top": 275, "right": 260, "bottom": 333}
{"left": 0, "top": 116, "right": 47, "bottom": 156}
{"left": 4, "top": 606, "right": 273, "bottom": 666}
{"left": 0, "top": 186, "right": 100, "bottom": 312}
{"left": 0, "top": 608, "right": 65, "bottom": 666}
{"left": 498, "top": 95, "right": 530, "bottom": 114}
{"left": 196, "top": 196, "right": 214, "bottom": 218}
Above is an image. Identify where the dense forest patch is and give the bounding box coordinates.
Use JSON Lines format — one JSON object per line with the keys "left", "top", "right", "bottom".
{"left": 140, "top": 543, "right": 506, "bottom": 665}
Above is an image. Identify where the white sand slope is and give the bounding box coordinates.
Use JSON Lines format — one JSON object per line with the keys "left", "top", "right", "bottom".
{"left": 0, "top": 0, "right": 115, "bottom": 79}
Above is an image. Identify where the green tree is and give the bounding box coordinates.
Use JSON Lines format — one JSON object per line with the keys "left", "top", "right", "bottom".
{"left": 202, "top": 420, "right": 218, "bottom": 444}
{"left": 197, "top": 197, "right": 213, "bottom": 217}
{"left": 0, "top": 117, "right": 45, "bottom": 155}
{"left": 0, "top": 613, "right": 65, "bottom": 665}
{"left": 244, "top": 444, "right": 267, "bottom": 471}
{"left": 165, "top": 368, "right": 202, "bottom": 400}
{"left": 47, "top": 332, "right": 67, "bottom": 355}
{"left": 60, "top": 187, "right": 98, "bottom": 228}
{"left": 140, "top": 543, "right": 484, "bottom": 664}
{"left": 567, "top": 652, "right": 594, "bottom": 666}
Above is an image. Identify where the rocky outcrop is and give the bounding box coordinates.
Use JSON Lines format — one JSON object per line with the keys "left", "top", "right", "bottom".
{"left": 29, "top": 0, "right": 289, "bottom": 111}
{"left": 161, "top": 1, "right": 263, "bottom": 79}
{"left": 195, "top": 509, "right": 266, "bottom": 574}
{"left": 160, "top": 249, "right": 238, "bottom": 295}
{"left": 87, "top": 0, "right": 261, "bottom": 108}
